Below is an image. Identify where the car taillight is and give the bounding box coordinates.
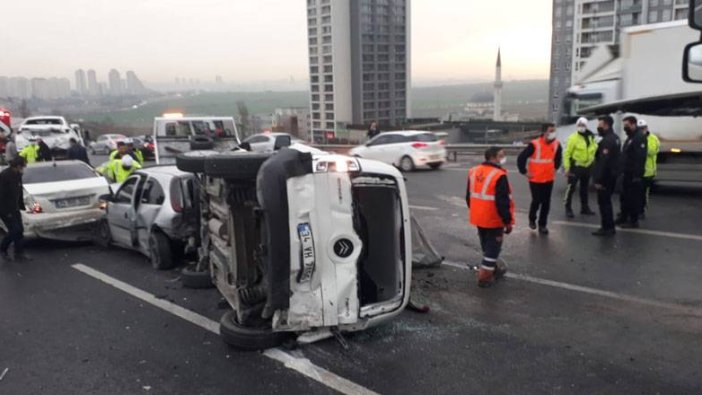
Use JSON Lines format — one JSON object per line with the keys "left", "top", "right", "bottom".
{"left": 412, "top": 142, "right": 428, "bottom": 149}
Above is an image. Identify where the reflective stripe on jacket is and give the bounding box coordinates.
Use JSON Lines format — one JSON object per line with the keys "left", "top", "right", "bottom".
{"left": 528, "top": 137, "right": 560, "bottom": 183}
{"left": 645, "top": 132, "right": 660, "bottom": 178}
{"left": 468, "top": 164, "right": 515, "bottom": 228}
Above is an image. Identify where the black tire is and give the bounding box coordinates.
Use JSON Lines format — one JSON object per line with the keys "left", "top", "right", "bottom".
{"left": 219, "top": 310, "right": 291, "bottom": 351}
{"left": 93, "top": 219, "right": 112, "bottom": 248}
{"left": 149, "top": 231, "right": 174, "bottom": 270}
{"left": 176, "top": 150, "right": 220, "bottom": 173}
{"left": 204, "top": 152, "right": 271, "bottom": 180}
{"left": 399, "top": 156, "right": 415, "bottom": 172}
{"left": 181, "top": 266, "right": 214, "bottom": 289}
{"left": 190, "top": 136, "right": 215, "bottom": 151}
{"left": 429, "top": 163, "right": 442, "bottom": 170}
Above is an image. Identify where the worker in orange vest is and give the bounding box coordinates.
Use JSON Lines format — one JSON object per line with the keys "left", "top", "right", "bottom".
{"left": 517, "top": 123, "right": 563, "bottom": 235}
{"left": 466, "top": 147, "right": 516, "bottom": 288}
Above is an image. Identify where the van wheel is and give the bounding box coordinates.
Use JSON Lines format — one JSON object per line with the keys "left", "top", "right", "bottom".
{"left": 149, "top": 231, "right": 174, "bottom": 270}
{"left": 176, "top": 150, "right": 220, "bottom": 173}
{"left": 219, "top": 310, "right": 292, "bottom": 351}
{"left": 399, "top": 156, "right": 415, "bottom": 172}
{"left": 181, "top": 266, "right": 214, "bottom": 289}
{"left": 204, "top": 153, "right": 271, "bottom": 180}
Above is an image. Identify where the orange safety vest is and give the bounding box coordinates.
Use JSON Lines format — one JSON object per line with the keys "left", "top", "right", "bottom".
{"left": 528, "top": 137, "right": 559, "bottom": 183}
{"left": 468, "top": 164, "right": 515, "bottom": 228}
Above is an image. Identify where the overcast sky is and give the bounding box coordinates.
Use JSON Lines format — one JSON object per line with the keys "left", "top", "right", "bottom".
{"left": 3, "top": 0, "right": 552, "bottom": 86}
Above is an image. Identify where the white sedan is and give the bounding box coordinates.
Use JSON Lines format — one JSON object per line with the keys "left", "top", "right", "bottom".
{"left": 5, "top": 161, "right": 110, "bottom": 240}
{"left": 349, "top": 131, "right": 447, "bottom": 171}
{"left": 241, "top": 133, "right": 294, "bottom": 153}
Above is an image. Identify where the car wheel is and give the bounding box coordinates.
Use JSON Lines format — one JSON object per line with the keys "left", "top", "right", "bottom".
{"left": 176, "top": 150, "right": 220, "bottom": 173}
{"left": 204, "top": 152, "right": 271, "bottom": 180}
{"left": 219, "top": 310, "right": 292, "bottom": 351}
{"left": 399, "top": 156, "right": 415, "bottom": 172}
{"left": 149, "top": 231, "right": 174, "bottom": 270}
{"left": 429, "top": 163, "right": 442, "bottom": 170}
{"left": 181, "top": 266, "right": 214, "bottom": 289}
{"left": 93, "top": 219, "right": 112, "bottom": 248}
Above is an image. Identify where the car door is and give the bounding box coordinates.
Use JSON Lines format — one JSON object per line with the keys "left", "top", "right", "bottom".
{"left": 135, "top": 177, "right": 167, "bottom": 253}
{"left": 385, "top": 134, "right": 411, "bottom": 165}
{"left": 107, "top": 175, "right": 144, "bottom": 248}
{"left": 363, "top": 135, "right": 392, "bottom": 161}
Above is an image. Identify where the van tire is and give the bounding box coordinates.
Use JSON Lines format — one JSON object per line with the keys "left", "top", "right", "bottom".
{"left": 176, "top": 150, "right": 220, "bottom": 173}
{"left": 149, "top": 231, "right": 174, "bottom": 270}
{"left": 219, "top": 310, "right": 291, "bottom": 351}
{"left": 204, "top": 153, "right": 271, "bottom": 180}
{"left": 190, "top": 136, "right": 214, "bottom": 151}
{"left": 181, "top": 266, "right": 214, "bottom": 289}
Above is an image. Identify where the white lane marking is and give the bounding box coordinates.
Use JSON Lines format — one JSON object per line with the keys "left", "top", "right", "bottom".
{"left": 443, "top": 261, "right": 702, "bottom": 317}
{"left": 71, "top": 264, "right": 378, "bottom": 395}
{"left": 553, "top": 221, "right": 702, "bottom": 242}
{"left": 409, "top": 205, "right": 439, "bottom": 211}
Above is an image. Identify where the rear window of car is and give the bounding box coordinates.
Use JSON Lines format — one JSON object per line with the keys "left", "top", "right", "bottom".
{"left": 23, "top": 164, "right": 97, "bottom": 184}
{"left": 25, "top": 119, "right": 62, "bottom": 126}
{"left": 411, "top": 133, "right": 438, "bottom": 142}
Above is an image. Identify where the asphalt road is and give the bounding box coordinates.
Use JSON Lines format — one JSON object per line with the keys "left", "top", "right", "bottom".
{"left": 1, "top": 157, "right": 701, "bottom": 394}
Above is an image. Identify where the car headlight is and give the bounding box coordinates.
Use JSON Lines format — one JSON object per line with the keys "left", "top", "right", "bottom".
{"left": 315, "top": 159, "right": 361, "bottom": 173}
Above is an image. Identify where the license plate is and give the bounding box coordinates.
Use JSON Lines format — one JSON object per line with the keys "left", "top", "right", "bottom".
{"left": 297, "top": 223, "right": 316, "bottom": 283}
{"left": 53, "top": 196, "right": 91, "bottom": 209}
{"left": 430, "top": 155, "right": 441, "bottom": 160}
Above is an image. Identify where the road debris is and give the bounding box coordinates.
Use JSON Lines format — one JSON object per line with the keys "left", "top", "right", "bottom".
{"left": 0, "top": 367, "right": 9, "bottom": 381}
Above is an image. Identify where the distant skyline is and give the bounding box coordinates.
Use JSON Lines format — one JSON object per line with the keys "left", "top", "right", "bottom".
{"left": 3, "top": 0, "right": 552, "bottom": 86}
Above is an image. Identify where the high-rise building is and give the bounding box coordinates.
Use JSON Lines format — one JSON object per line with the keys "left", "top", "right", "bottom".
{"left": 306, "top": 0, "right": 411, "bottom": 141}
{"left": 126, "top": 70, "right": 146, "bottom": 95}
{"left": 0, "top": 77, "right": 8, "bottom": 98}
{"left": 493, "top": 48, "right": 503, "bottom": 122}
{"left": 8, "top": 77, "right": 30, "bottom": 99}
{"left": 87, "top": 69, "right": 100, "bottom": 96}
{"left": 108, "top": 69, "right": 122, "bottom": 96}
{"left": 548, "top": 0, "right": 689, "bottom": 124}
{"left": 75, "top": 69, "right": 88, "bottom": 96}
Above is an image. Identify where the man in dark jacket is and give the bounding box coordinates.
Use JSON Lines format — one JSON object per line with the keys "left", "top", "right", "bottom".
{"left": 0, "top": 157, "right": 28, "bottom": 261}
{"left": 591, "top": 116, "right": 621, "bottom": 236}
{"left": 67, "top": 138, "right": 90, "bottom": 165}
{"left": 616, "top": 116, "right": 648, "bottom": 228}
{"left": 37, "top": 138, "right": 53, "bottom": 162}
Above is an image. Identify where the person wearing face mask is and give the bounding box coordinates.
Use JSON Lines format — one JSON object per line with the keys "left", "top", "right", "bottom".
{"left": 466, "top": 147, "right": 515, "bottom": 288}
{"left": 517, "top": 123, "right": 562, "bottom": 234}
{"left": 591, "top": 116, "right": 621, "bottom": 236}
{"left": 563, "top": 117, "right": 597, "bottom": 219}
{"left": 616, "top": 116, "right": 648, "bottom": 228}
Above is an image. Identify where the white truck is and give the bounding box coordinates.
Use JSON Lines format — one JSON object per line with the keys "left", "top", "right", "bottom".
{"left": 557, "top": 20, "right": 702, "bottom": 184}
{"left": 15, "top": 116, "right": 85, "bottom": 158}
{"left": 152, "top": 115, "right": 241, "bottom": 164}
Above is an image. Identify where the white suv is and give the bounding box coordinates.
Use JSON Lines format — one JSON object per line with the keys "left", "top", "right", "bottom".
{"left": 349, "top": 131, "right": 447, "bottom": 171}
{"left": 176, "top": 148, "right": 412, "bottom": 350}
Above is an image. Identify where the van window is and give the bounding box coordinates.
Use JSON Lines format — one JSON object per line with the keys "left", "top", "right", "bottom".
{"left": 192, "top": 121, "right": 212, "bottom": 136}
{"left": 141, "top": 179, "right": 165, "bottom": 205}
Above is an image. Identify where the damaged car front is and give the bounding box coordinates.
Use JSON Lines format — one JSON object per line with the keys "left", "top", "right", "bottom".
{"left": 177, "top": 147, "right": 412, "bottom": 350}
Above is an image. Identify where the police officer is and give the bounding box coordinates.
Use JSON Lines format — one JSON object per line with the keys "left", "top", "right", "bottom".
{"left": 109, "top": 141, "right": 129, "bottom": 161}
{"left": 19, "top": 137, "right": 40, "bottom": 164}
{"left": 591, "top": 116, "right": 621, "bottom": 237}
{"left": 466, "top": 147, "right": 515, "bottom": 288}
{"left": 563, "top": 117, "right": 597, "bottom": 218}
{"left": 638, "top": 119, "right": 659, "bottom": 219}
{"left": 125, "top": 138, "right": 144, "bottom": 164}
{"left": 106, "top": 155, "right": 141, "bottom": 184}
{"left": 518, "top": 123, "right": 562, "bottom": 234}
{"left": 616, "top": 116, "right": 647, "bottom": 229}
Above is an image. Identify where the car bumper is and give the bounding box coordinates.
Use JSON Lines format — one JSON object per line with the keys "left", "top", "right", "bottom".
{"left": 22, "top": 208, "right": 106, "bottom": 241}
{"left": 410, "top": 152, "right": 446, "bottom": 167}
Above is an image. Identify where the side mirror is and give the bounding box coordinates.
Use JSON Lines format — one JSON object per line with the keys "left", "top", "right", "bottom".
{"left": 99, "top": 194, "right": 113, "bottom": 203}
{"left": 683, "top": 42, "right": 702, "bottom": 83}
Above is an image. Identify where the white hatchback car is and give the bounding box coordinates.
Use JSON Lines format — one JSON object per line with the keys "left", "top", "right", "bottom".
{"left": 349, "top": 131, "right": 447, "bottom": 171}
{"left": 241, "top": 133, "right": 293, "bottom": 153}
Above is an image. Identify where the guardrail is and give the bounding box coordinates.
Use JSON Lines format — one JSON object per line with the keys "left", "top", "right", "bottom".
{"left": 311, "top": 143, "right": 527, "bottom": 162}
